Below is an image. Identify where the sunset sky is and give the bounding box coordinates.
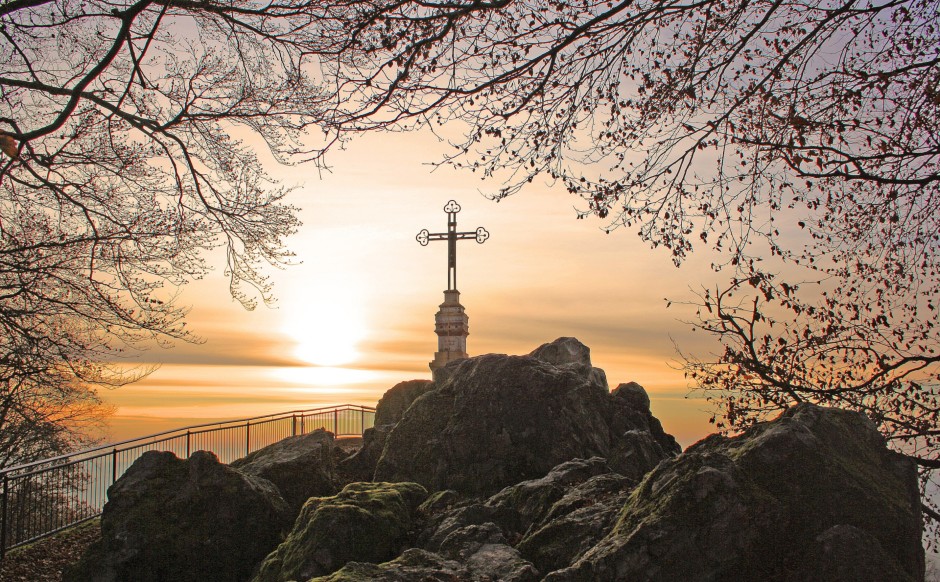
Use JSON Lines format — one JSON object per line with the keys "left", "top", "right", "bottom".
{"left": 101, "top": 128, "right": 726, "bottom": 448}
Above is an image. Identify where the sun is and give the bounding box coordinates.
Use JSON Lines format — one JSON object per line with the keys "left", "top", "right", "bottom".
{"left": 281, "top": 291, "right": 367, "bottom": 367}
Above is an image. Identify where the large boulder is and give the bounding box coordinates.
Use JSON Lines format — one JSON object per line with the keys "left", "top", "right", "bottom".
{"left": 416, "top": 498, "right": 500, "bottom": 553}
{"left": 484, "top": 457, "right": 614, "bottom": 534}
{"left": 339, "top": 380, "right": 434, "bottom": 482}
{"left": 528, "top": 336, "right": 609, "bottom": 388}
{"left": 64, "top": 451, "right": 290, "bottom": 582}
{"left": 231, "top": 428, "right": 337, "bottom": 514}
{"left": 432, "top": 521, "right": 539, "bottom": 581}
{"left": 607, "top": 381, "right": 679, "bottom": 481}
{"left": 252, "top": 481, "right": 428, "bottom": 582}
{"left": 545, "top": 403, "right": 925, "bottom": 581}
{"left": 336, "top": 424, "right": 392, "bottom": 483}
{"left": 374, "top": 379, "right": 435, "bottom": 426}
{"left": 374, "top": 338, "right": 679, "bottom": 496}
{"left": 516, "top": 472, "right": 634, "bottom": 574}
{"left": 528, "top": 336, "right": 593, "bottom": 367}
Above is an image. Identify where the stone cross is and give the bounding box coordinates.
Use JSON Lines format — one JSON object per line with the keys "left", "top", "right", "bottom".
{"left": 416, "top": 200, "right": 489, "bottom": 371}
{"left": 416, "top": 200, "right": 489, "bottom": 291}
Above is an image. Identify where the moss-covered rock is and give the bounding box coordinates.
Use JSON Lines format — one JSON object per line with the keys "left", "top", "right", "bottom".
{"left": 545, "top": 403, "right": 924, "bottom": 582}
{"left": 417, "top": 489, "right": 461, "bottom": 515}
{"left": 252, "top": 482, "right": 428, "bottom": 582}
{"left": 64, "top": 450, "right": 290, "bottom": 582}
{"left": 314, "top": 526, "right": 539, "bottom": 582}
{"left": 309, "top": 548, "right": 466, "bottom": 581}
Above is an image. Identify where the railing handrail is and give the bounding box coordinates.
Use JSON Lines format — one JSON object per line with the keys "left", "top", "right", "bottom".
{"left": 1, "top": 402, "right": 377, "bottom": 558}
{"left": 0, "top": 404, "right": 375, "bottom": 477}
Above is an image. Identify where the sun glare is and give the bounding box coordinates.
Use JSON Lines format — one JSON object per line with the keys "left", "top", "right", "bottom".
{"left": 272, "top": 366, "right": 379, "bottom": 387}
{"left": 281, "top": 287, "right": 367, "bottom": 367}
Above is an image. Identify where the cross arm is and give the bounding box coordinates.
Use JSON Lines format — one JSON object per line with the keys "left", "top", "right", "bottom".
{"left": 416, "top": 227, "right": 489, "bottom": 245}
{"left": 416, "top": 229, "right": 448, "bottom": 245}
{"left": 456, "top": 228, "right": 490, "bottom": 243}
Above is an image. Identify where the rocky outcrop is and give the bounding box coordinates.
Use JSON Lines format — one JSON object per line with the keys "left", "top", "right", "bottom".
{"left": 252, "top": 482, "right": 428, "bottom": 582}
{"left": 545, "top": 403, "right": 924, "bottom": 581}
{"left": 64, "top": 451, "right": 290, "bottom": 582}
{"left": 231, "top": 428, "right": 336, "bottom": 513}
{"left": 374, "top": 338, "right": 680, "bottom": 496}
{"left": 339, "top": 380, "right": 434, "bottom": 482}
{"left": 64, "top": 339, "right": 927, "bottom": 582}
{"left": 412, "top": 456, "right": 632, "bottom": 580}
{"left": 303, "top": 398, "right": 926, "bottom": 582}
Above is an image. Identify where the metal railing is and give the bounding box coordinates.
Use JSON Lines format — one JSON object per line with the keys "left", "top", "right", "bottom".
{"left": 0, "top": 404, "right": 375, "bottom": 558}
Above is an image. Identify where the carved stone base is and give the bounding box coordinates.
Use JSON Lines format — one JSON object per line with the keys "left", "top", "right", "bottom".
{"left": 430, "top": 290, "right": 469, "bottom": 371}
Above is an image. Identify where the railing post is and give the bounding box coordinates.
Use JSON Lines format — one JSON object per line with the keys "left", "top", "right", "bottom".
{"left": 186, "top": 431, "right": 191, "bottom": 458}
{"left": 2, "top": 474, "right": 8, "bottom": 559}
{"left": 111, "top": 449, "right": 118, "bottom": 485}
{"left": 246, "top": 422, "right": 251, "bottom": 457}
{"left": 361, "top": 408, "right": 365, "bottom": 435}
{"left": 292, "top": 414, "right": 297, "bottom": 437}
{"left": 333, "top": 409, "right": 339, "bottom": 436}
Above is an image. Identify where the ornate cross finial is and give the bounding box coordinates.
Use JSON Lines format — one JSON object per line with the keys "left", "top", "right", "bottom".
{"left": 417, "top": 200, "right": 489, "bottom": 291}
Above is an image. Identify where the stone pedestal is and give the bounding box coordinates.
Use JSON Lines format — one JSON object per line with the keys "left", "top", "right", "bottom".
{"left": 430, "top": 290, "right": 469, "bottom": 371}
